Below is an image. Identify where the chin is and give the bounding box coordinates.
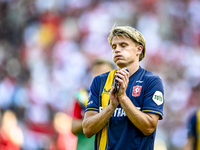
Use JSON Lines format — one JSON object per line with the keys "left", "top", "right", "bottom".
{"left": 116, "top": 62, "right": 125, "bottom": 68}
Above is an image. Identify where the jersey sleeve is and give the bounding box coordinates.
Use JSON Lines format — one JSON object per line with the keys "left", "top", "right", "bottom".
{"left": 142, "top": 76, "right": 164, "bottom": 119}
{"left": 85, "top": 76, "right": 101, "bottom": 112}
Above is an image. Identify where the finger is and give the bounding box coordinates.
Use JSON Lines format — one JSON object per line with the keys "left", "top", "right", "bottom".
{"left": 110, "top": 86, "right": 115, "bottom": 94}
{"left": 121, "top": 69, "right": 129, "bottom": 80}
{"left": 117, "top": 69, "right": 128, "bottom": 78}
{"left": 120, "top": 69, "right": 129, "bottom": 83}
{"left": 115, "top": 73, "right": 124, "bottom": 81}
{"left": 115, "top": 72, "right": 126, "bottom": 84}
{"left": 115, "top": 72, "right": 129, "bottom": 92}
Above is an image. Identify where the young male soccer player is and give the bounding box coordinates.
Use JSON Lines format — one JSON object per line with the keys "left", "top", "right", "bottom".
{"left": 82, "top": 25, "right": 165, "bottom": 150}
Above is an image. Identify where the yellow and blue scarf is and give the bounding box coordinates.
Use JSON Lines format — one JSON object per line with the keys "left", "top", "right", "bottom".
{"left": 97, "top": 69, "right": 117, "bottom": 150}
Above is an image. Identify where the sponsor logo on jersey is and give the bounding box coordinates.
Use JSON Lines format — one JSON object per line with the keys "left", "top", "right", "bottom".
{"left": 132, "top": 85, "right": 142, "bottom": 97}
{"left": 112, "top": 108, "right": 126, "bottom": 117}
{"left": 102, "top": 88, "right": 111, "bottom": 95}
{"left": 99, "top": 107, "right": 127, "bottom": 117}
{"left": 99, "top": 107, "right": 141, "bottom": 117}
{"left": 152, "top": 91, "right": 163, "bottom": 106}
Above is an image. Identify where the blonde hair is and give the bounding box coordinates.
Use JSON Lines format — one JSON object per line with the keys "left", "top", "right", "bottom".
{"left": 108, "top": 25, "right": 146, "bottom": 61}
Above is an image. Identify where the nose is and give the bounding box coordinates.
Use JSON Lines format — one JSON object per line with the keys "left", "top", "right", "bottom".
{"left": 115, "top": 45, "right": 121, "bottom": 53}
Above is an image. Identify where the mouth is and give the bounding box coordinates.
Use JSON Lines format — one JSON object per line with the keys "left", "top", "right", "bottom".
{"left": 114, "top": 55, "right": 122, "bottom": 59}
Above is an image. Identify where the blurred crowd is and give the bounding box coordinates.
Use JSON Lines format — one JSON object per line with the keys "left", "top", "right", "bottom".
{"left": 0, "top": 0, "right": 200, "bottom": 150}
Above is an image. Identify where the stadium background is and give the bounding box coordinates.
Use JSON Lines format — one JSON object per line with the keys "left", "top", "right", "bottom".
{"left": 0, "top": 0, "right": 200, "bottom": 150}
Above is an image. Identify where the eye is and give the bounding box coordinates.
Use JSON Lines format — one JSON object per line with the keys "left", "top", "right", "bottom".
{"left": 112, "top": 45, "right": 116, "bottom": 49}
{"left": 121, "top": 43, "right": 127, "bottom": 47}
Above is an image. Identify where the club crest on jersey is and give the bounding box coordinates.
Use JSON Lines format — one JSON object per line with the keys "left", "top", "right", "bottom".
{"left": 132, "top": 85, "right": 142, "bottom": 97}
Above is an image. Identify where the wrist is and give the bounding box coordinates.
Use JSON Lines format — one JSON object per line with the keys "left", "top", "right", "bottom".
{"left": 118, "top": 94, "right": 128, "bottom": 102}
{"left": 108, "top": 103, "right": 117, "bottom": 111}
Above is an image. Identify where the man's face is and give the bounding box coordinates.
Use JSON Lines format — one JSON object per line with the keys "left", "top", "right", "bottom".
{"left": 111, "top": 35, "right": 141, "bottom": 68}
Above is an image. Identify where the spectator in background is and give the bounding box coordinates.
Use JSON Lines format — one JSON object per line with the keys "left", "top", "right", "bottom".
{"left": 71, "top": 59, "right": 115, "bottom": 150}
{"left": 50, "top": 112, "right": 77, "bottom": 150}
{"left": 0, "top": 110, "right": 24, "bottom": 150}
{"left": 184, "top": 108, "right": 200, "bottom": 150}
{"left": 184, "top": 85, "right": 200, "bottom": 150}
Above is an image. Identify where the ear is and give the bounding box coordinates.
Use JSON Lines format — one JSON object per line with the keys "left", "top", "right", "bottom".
{"left": 136, "top": 45, "right": 143, "bottom": 56}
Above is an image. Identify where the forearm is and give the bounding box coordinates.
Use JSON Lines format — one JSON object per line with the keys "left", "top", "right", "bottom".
{"left": 71, "top": 119, "right": 83, "bottom": 135}
{"left": 119, "top": 95, "right": 158, "bottom": 136}
{"left": 82, "top": 105, "right": 115, "bottom": 138}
